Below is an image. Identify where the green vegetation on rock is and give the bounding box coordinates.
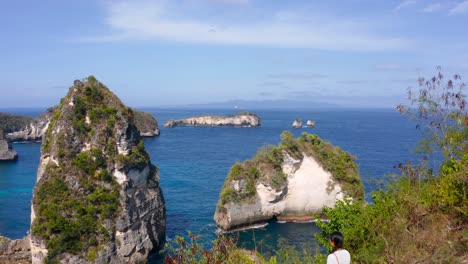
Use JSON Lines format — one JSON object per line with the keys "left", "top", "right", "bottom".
{"left": 31, "top": 76, "right": 152, "bottom": 263}
{"left": 133, "top": 110, "right": 158, "bottom": 135}
{"left": 218, "top": 131, "right": 363, "bottom": 208}
{"left": 116, "top": 139, "right": 152, "bottom": 170}
{"left": 232, "top": 112, "right": 259, "bottom": 117}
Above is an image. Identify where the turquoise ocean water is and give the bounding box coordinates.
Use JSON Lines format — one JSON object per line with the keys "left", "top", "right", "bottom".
{"left": 0, "top": 108, "right": 423, "bottom": 259}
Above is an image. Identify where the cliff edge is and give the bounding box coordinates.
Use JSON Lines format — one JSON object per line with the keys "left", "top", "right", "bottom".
{"left": 29, "top": 77, "right": 165, "bottom": 263}
{"left": 214, "top": 131, "right": 363, "bottom": 231}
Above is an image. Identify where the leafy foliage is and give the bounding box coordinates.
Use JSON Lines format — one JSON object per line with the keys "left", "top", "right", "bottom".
{"left": 164, "top": 233, "right": 258, "bottom": 264}
{"left": 397, "top": 66, "right": 467, "bottom": 159}
{"left": 313, "top": 67, "right": 468, "bottom": 263}
{"left": 117, "top": 139, "right": 151, "bottom": 170}
{"left": 32, "top": 159, "right": 120, "bottom": 263}
{"left": 163, "top": 234, "right": 326, "bottom": 264}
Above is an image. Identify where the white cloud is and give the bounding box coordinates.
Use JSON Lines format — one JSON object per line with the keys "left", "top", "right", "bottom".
{"left": 395, "top": 0, "right": 418, "bottom": 10}
{"left": 75, "top": 1, "right": 408, "bottom": 52}
{"left": 449, "top": 0, "right": 468, "bottom": 15}
{"left": 422, "top": 3, "right": 443, "bottom": 12}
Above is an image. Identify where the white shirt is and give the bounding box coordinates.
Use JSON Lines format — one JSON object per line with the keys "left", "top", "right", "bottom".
{"left": 327, "top": 249, "right": 351, "bottom": 264}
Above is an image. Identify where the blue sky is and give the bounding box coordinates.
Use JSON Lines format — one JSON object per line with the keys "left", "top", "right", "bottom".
{"left": 1, "top": 0, "right": 467, "bottom": 108}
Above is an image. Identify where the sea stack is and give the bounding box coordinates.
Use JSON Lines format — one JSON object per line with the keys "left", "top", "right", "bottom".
{"left": 292, "top": 119, "right": 302, "bottom": 128}
{"left": 0, "top": 140, "right": 18, "bottom": 161}
{"left": 214, "top": 131, "right": 363, "bottom": 231}
{"left": 29, "top": 77, "right": 166, "bottom": 263}
{"left": 306, "top": 120, "right": 316, "bottom": 127}
{"left": 164, "top": 112, "right": 260, "bottom": 128}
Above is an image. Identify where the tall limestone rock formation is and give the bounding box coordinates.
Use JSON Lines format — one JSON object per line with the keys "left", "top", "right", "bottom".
{"left": 29, "top": 77, "right": 166, "bottom": 263}
{"left": 214, "top": 131, "right": 363, "bottom": 231}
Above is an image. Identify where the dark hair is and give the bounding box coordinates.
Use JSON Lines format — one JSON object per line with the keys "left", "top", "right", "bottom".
{"left": 330, "top": 231, "right": 344, "bottom": 251}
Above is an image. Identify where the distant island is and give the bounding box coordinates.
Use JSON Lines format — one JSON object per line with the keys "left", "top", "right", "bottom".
{"left": 164, "top": 112, "right": 260, "bottom": 128}
{"left": 214, "top": 131, "right": 363, "bottom": 231}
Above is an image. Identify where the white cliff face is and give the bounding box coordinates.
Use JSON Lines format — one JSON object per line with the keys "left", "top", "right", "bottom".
{"left": 164, "top": 114, "right": 261, "bottom": 127}
{"left": 282, "top": 155, "right": 342, "bottom": 215}
{"left": 215, "top": 153, "right": 346, "bottom": 231}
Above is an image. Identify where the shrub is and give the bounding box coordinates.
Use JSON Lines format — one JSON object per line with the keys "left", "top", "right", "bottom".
{"left": 313, "top": 67, "right": 468, "bottom": 263}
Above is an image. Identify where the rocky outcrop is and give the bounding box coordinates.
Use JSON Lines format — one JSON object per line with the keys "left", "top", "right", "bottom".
{"left": 306, "top": 120, "right": 315, "bottom": 127}
{"left": 0, "top": 235, "right": 31, "bottom": 263}
{"left": 5, "top": 109, "right": 159, "bottom": 141}
{"left": 134, "top": 111, "right": 160, "bottom": 137}
{"left": 0, "top": 113, "right": 34, "bottom": 139}
{"left": 292, "top": 119, "right": 302, "bottom": 128}
{"left": 164, "top": 113, "right": 260, "bottom": 128}
{"left": 214, "top": 131, "right": 363, "bottom": 231}
{"left": 5, "top": 111, "right": 52, "bottom": 142}
{"left": 30, "top": 77, "right": 165, "bottom": 263}
{"left": 0, "top": 140, "right": 18, "bottom": 161}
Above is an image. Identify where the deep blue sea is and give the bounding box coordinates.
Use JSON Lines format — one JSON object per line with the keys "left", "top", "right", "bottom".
{"left": 0, "top": 108, "right": 426, "bottom": 259}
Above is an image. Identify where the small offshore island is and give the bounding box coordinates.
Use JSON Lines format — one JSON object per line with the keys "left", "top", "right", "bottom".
{"left": 0, "top": 140, "right": 17, "bottom": 161}
{"left": 164, "top": 112, "right": 260, "bottom": 128}
{"left": 0, "top": 113, "right": 35, "bottom": 161}
{"left": 214, "top": 131, "right": 363, "bottom": 231}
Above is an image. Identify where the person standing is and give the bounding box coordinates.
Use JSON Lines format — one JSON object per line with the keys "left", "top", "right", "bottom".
{"left": 327, "top": 231, "right": 351, "bottom": 264}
